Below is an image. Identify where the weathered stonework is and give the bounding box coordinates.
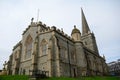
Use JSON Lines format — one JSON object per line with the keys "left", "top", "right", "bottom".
{"left": 7, "top": 9, "right": 108, "bottom": 77}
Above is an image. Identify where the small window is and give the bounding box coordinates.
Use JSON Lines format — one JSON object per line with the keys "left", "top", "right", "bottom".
{"left": 71, "top": 51, "right": 75, "bottom": 61}
{"left": 60, "top": 47, "right": 67, "bottom": 59}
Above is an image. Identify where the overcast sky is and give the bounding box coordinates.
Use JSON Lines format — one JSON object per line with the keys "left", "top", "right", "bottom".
{"left": 0, "top": 0, "right": 120, "bottom": 69}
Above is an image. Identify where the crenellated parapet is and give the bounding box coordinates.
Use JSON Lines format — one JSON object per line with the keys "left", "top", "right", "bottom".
{"left": 39, "top": 24, "right": 74, "bottom": 41}
{"left": 13, "top": 41, "right": 22, "bottom": 51}
{"left": 22, "top": 25, "right": 30, "bottom": 35}
{"left": 22, "top": 20, "right": 74, "bottom": 42}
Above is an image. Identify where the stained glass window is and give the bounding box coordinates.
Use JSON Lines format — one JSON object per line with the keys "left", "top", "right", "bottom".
{"left": 41, "top": 39, "right": 48, "bottom": 56}
{"left": 25, "top": 35, "right": 33, "bottom": 59}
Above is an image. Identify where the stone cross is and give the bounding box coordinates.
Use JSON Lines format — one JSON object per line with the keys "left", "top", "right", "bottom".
{"left": 31, "top": 18, "right": 34, "bottom": 23}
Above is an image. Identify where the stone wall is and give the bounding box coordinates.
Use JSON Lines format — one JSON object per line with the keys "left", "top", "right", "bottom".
{"left": 9, "top": 21, "right": 108, "bottom": 77}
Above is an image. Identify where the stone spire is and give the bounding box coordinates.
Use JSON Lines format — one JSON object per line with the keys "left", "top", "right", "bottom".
{"left": 81, "top": 8, "right": 90, "bottom": 35}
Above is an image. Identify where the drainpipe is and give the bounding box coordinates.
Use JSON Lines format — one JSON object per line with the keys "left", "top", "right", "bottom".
{"left": 67, "top": 41, "right": 72, "bottom": 77}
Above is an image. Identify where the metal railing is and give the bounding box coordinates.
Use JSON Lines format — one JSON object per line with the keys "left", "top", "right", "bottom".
{"left": 29, "top": 70, "right": 49, "bottom": 78}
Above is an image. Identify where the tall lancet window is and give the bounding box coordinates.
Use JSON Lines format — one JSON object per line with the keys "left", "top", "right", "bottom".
{"left": 41, "top": 39, "right": 48, "bottom": 56}
{"left": 25, "top": 35, "right": 33, "bottom": 59}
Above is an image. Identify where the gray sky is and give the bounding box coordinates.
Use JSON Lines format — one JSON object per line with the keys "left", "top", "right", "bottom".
{"left": 0, "top": 0, "right": 120, "bottom": 69}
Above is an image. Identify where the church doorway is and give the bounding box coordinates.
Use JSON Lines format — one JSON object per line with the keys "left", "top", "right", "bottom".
{"left": 73, "top": 68, "right": 76, "bottom": 77}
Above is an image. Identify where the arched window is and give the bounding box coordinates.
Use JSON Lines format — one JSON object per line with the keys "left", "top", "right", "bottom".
{"left": 41, "top": 39, "right": 48, "bottom": 56}
{"left": 25, "top": 35, "right": 33, "bottom": 59}
{"left": 60, "top": 47, "right": 66, "bottom": 58}
{"left": 71, "top": 51, "right": 75, "bottom": 62}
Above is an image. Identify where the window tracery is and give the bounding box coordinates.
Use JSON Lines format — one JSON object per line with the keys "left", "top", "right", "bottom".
{"left": 25, "top": 35, "right": 33, "bottom": 59}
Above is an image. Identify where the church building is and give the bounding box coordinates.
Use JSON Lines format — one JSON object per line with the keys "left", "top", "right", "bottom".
{"left": 7, "top": 9, "right": 108, "bottom": 77}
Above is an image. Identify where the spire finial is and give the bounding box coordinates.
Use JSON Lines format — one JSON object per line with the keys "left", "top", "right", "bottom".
{"left": 74, "top": 25, "right": 76, "bottom": 28}
{"left": 31, "top": 18, "right": 34, "bottom": 23}
{"left": 81, "top": 8, "right": 91, "bottom": 35}
{"left": 37, "top": 9, "right": 40, "bottom": 22}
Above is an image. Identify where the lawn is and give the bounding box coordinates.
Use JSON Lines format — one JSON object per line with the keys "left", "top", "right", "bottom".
{"left": 0, "top": 75, "right": 119, "bottom": 80}
{"left": 0, "top": 75, "right": 29, "bottom": 80}
{"left": 45, "top": 76, "right": 120, "bottom": 80}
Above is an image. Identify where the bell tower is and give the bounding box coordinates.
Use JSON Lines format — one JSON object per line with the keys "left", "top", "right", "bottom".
{"left": 81, "top": 8, "right": 99, "bottom": 55}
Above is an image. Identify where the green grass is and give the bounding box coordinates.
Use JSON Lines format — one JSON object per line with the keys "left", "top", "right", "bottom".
{"left": 0, "top": 75, "right": 29, "bottom": 80}
{"left": 0, "top": 75, "right": 119, "bottom": 80}
{"left": 44, "top": 76, "right": 120, "bottom": 80}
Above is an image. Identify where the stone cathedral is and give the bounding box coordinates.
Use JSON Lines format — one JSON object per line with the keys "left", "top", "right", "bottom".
{"left": 7, "top": 9, "right": 108, "bottom": 77}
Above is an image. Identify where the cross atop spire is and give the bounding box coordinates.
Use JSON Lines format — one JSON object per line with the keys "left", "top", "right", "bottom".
{"left": 81, "top": 8, "right": 91, "bottom": 35}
